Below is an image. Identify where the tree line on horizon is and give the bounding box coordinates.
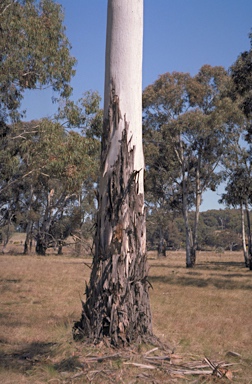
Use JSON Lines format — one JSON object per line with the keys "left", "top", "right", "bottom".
{"left": 147, "top": 208, "right": 252, "bottom": 255}
{"left": 1, "top": 0, "right": 252, "bottom": 268}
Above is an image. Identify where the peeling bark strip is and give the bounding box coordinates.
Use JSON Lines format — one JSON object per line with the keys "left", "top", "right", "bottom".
{"left": 73, "top": 91, "right": 152, "bottom": 346}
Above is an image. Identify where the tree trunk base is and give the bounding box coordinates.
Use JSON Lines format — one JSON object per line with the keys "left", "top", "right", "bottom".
{"left": 36, "top": 236, "right": 46, "bottom": 256}
{"left": 186, "top": 248, "right": 196, "bottom": 268}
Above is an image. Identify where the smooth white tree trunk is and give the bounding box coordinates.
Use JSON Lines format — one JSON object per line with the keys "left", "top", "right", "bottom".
{"left": 104, "top": 0, "right": 144, "bottom": 176}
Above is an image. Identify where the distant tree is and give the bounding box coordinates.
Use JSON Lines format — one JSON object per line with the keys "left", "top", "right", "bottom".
{"left": 143, "top": 66, "right": 241, "bottom": 267}
{"left": 0, "top": 84, "right": 103, "bottom": 252}
{"left": 220, "top": 163, "right": 252, "bottom": 267}
{"left": 33, "top": 126, "right": 99, "bottom": 255}
{"left": 143, "top": 119, "right": 181, "bottom": 256}
{"left": 225, "top": 32, "right": 252, "bottom": 267}
{"left": 0, "top": 118, "right": 99, "bottom": 254}
{"left": 145, "top": 200, "right": 180, "bottom": 256}
{"left": 230, "top": 31, "right": 252, "bottom": 140}
{"left": 55, "top": 89, "right": 103, "bottom": 255}
{"left": 0, "top": 121, "right": 22, "bottom": 243}
{"left": 0, "top": 0, "right": 76, "bottom": 122}
{"left": 0, "top": 0, "right": 77, "bottom": 247}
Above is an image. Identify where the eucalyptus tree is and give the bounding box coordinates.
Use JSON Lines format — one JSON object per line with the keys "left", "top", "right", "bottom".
{"left": 55, "top": 90, "right": 103, "bottom": 255}
{"left": 220, "top": 144, "right": 252, "bottom": 267}
{"left": 143, "top": 65, "right": 241, "bottom": 267}
{"left": 0, "top": 122, "right": 20, "bottom": 229}
{"left": 43, "top": 126, "right": 99, "bottom": 255}
{"left": 143, "top": 72, "right": 190, "bottom": 258}
{"left": 143, "top": 123, "right": 182, "bottom": 256}
{"left": 0, "top": 118, "right": 99, "bottom": 254}
{"left": 56, "top": 90, "right": 103, "bottom": 140}
{"left": 0, "top": 0, "right": 76, "bottom": 122}
{"left": 1, "top": 0, "right": 77, "bottom": 244}
{"left": 32, "top": 123, "right": 99, "bottom": 254}
{"left": 230, "top": 31, "right": 252, "bottom": 139}
{"left": 74, "top": 0, "right": 153, "bottom": 346}
{"left": 221, "top": 33, "right": 252, "bottom": 267}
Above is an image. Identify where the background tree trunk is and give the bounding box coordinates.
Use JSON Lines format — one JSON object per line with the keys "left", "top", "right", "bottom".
{"left": 157, "top": 228, "right": 166, "bottom": 257}
{"left": 241, "top": 204, "right": 249, "bottom": 267}
{"left": 191, "top": 161, "right": 202, "bottom": 265}
{"left": 182, "top": 161, "right": 194, "bottom": 267}
{"left": 35, "top": 234, "right": 46, "bottom": 256}
{"left": 74, "top": 0, "right": 152, "bottom": 346}
{"left": 245, "top": 200, "right": 252, "bottom": 269}
{"left": 24, "top": 230, "right": 33, "bottom": 255}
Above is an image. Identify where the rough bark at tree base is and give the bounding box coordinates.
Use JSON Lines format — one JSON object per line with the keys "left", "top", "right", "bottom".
{"left": 35, "top": 236, "right": 46, "bottom": 256}
{"left": 157, "top": 233, "right": 166, "bottom": 258}
{"left": 73, "top": 116, "right": 152, "bottom": 347}
{"left": 186, "top": 248, "right": 196, "bottom": 268}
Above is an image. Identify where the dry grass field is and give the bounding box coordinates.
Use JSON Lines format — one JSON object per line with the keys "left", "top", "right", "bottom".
{"left": 0, "top": 243, "right": 252, "bottom": 383}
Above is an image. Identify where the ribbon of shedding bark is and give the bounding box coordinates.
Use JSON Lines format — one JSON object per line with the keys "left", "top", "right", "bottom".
{"left": 73, "top": 87, "right": 152, "bottom": 346}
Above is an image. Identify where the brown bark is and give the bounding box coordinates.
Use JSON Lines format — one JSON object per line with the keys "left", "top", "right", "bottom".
{"left": 57, "top": 240, "right": 63, "bottom": 255}
{"left": 73, "top": 94, "right": 152, "bottom": 346}
{"left": 23, "top": 234, "right": 32, "bottom": 255}
{"left": 24, "top": 221, "right": 34, "bottom": 255}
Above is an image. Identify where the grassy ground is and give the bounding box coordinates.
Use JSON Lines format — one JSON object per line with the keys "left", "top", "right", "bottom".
{"left": 0, "top": 247, "right": 251, "bottom": 383}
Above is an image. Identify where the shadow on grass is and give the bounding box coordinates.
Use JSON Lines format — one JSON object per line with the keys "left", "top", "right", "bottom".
{"left": 210, "top": 272, "right": 250, "bottom": 278}
{"left": 149, "top": 274, "right": 252, "bottom": 290}
{"left": 0, "top": 278, "right": 22, "bottom": 283}
{"left": 150, "top": 261, "right": 247, "bottom": 272}
{"left": 150, "top": 259, "right": 250, "bottom": 277}
{"left": 197, "top": 261, "right": 246, "bottom": 270}
{"left": 0, "top": 341, "right": 84, "bottom": 376}
{"left": 0, "top": 341, "right": 56, "bottom": 373}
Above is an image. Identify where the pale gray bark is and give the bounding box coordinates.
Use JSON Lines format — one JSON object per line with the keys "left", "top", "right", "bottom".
{"left": 241, "top": 204, "right": 249, "bottom": 267}
{"left": 191, "top": 159, "right": 202, "bottom": 266}
{"left": 245, "top": 200, "right": 252, "bottom": 269}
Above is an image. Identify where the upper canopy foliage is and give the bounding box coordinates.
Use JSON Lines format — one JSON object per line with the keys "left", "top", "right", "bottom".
{"left": 0, "top": 0, "right": 76, "bottom": 122}
{"left": 142, "top": 65, "right": 242, "bottom": 209}
{"left": 230, "top": 30, "right": 252, "bottom": 141}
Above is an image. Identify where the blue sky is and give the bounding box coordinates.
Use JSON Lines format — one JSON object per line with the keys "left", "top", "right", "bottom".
{"left": 22, "top": 0, "right": 252, "bottom": 211}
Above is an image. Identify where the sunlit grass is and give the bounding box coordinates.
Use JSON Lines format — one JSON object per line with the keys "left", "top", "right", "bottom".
{"left": 0, "top": 250, "right": 252, "bottom": 383}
